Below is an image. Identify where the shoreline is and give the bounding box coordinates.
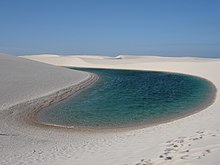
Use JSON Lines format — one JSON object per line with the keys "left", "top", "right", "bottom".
{"left": 24, "top": 72, "right": 99, "bottom": 129}
{"left": 29, "top": 68, "right": 217, "bottom": 132}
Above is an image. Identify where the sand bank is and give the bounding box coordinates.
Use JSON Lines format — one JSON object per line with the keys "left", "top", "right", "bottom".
{"left": 0, "top": 54, "right": 91, "bottom": 111}
{"left": 1, "top": 54, "right": 220, "bottom": 165}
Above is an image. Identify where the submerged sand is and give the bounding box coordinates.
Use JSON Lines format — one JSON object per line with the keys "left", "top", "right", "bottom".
{"left": 1, "top": 54, "right": 220, "bottom": 165}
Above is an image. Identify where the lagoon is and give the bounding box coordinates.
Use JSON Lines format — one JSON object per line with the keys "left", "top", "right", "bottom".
{"left": 37, "top": 68, "right": 215, "bottom": 129}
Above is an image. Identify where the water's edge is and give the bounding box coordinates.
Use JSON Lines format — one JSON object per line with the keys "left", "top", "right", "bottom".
{"left": 23, "top": 73, "right": 99, "bottom": 128}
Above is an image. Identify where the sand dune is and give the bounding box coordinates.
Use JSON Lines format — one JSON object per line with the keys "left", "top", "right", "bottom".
{"left": 1, "top": 54, "right": 220, "bottom": 165}
{"left": 0, "top": 54, "right": 90, "bottom": 111}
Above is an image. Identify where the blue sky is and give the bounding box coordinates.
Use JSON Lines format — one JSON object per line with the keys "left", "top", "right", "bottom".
{"left": 0, "top": 0, "right": 220, "bottom": 57}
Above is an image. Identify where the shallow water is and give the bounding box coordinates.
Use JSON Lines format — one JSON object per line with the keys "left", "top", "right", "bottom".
{"left": 37, "top": 68, "right": 215, "bottom": 128}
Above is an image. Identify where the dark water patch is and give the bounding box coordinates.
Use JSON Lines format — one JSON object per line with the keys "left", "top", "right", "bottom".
{"left": 37, "top": 68, "right": 215, "bottom": 129}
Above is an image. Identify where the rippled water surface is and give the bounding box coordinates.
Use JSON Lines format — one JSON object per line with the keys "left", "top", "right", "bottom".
{"left": 37, "top": 68, "right": 214, "bottom": 128}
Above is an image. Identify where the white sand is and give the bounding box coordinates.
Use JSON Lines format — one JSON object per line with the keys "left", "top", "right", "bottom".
{"left": 0, "top": 54, "right": 91, "bottom": 111}
{"left": 1, "top": 54, "right": 220, "bottom": 165}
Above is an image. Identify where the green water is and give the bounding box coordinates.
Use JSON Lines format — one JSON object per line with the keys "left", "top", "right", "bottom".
{"left": 37, "top": 68, "right": 215, "bottom": 128}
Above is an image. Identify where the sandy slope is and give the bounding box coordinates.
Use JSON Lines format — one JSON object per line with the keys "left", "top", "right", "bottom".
{"left": 1, "top": 54, "right": 220, "bottom": 165}
{"left": 0, "top": 54, "right": 91, "bottom": 111}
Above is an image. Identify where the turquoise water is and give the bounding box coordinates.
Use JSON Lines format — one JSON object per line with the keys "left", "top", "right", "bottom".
{"left": 37, "top": 68, "right": 215, "bottom": 128}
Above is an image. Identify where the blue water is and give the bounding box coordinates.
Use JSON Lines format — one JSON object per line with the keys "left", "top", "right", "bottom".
{"left": 37, "top": 68, "right": 215, "bottom": 128}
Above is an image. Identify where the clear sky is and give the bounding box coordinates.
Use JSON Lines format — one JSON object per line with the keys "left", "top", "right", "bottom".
{"left": 0, "top": 0, "right": 220, "bottom": 57}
